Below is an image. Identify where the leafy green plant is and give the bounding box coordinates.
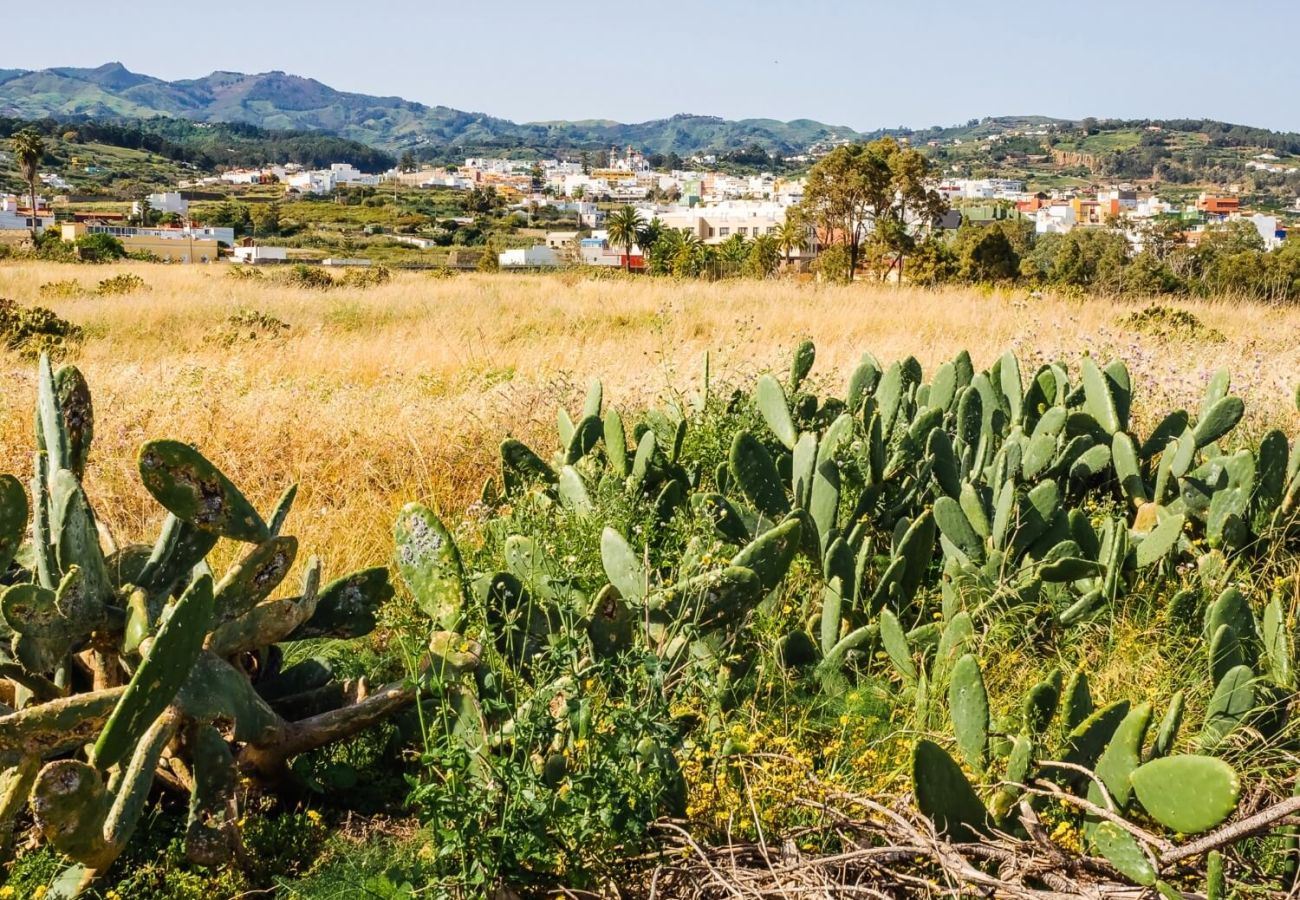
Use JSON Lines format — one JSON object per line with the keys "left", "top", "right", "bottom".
{"left": 94, "top": 273, "right": 148, "bottom": 296}
{"left": 74, "top": 233, "right": 127, "bottom": 263}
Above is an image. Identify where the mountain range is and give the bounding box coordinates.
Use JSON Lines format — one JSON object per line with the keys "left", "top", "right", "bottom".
{"left": 0, "top": 63, "right": 866, "bottom": 156}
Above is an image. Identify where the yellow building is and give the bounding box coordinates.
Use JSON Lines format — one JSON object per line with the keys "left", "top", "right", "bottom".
{"left": 60, "top": 223, "right": 220, "bottom": 263}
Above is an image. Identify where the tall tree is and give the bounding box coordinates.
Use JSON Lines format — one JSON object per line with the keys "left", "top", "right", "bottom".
{"left": 878, "top": 142, "right": 948, "bottom": 282}
{"left": 605, "top": 206, "right": 644, "bottom": 272}
{"left": 250, "top": 201, "right": 281, "bottom": 238}
{"left": 798, "top": 137, "right": 946, "bottom": 282}
{"left": 11, "top": 129, "right": 46, "bottom": 240}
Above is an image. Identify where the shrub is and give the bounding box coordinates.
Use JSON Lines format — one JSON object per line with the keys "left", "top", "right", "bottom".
{"left": 1119, "top": 303, "right": 1225, "bottom": 342}
{"left": 285, "top": 264, "right": 336, "bottom": 289}
{"left": 811, "top": 243, "right": 851, "bottom": 283}
{"left": 95, "top": 273, "right": 149, "bottom": 296}
{"left": 33, "top": 230, "right": 77, "bottom": 262}
{"left": 74, "top": 231, "right": 127, "bottom": 262}
{"left": 38, "top": 279, "right": 89, "bottom": 300}
{"left": 0, "top": 297, "right": 82, "bottom": 358}
{"left": 205, "top": 307, "right": 291, "bottom": 347}
{"left": 340, "top": 265, "right": 392, "bottom": 288}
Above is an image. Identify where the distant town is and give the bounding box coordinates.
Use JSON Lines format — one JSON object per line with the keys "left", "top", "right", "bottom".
{"left": 0, "top": 136, "right": 1293, "bottom": 272}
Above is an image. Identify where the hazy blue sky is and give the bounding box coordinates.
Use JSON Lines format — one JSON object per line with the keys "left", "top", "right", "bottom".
{"left": 9, "top": 1, "right": 1296, "bottom": 130}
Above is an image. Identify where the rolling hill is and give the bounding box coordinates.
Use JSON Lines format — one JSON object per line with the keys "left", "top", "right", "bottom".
{"left": 0, "top": 63, "right": 865, "bottom": 156}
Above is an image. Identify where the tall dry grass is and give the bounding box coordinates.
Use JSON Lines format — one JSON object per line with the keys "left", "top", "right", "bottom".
{"left": 0, "top": 260, "right": 1298, "bottom": 576}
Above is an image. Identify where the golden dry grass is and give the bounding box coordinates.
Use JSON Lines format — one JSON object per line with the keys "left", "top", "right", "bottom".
{"left": 0, "top": 260, "right": 1298, "bottom": 578}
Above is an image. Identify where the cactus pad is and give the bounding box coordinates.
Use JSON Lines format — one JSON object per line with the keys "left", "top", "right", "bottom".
{"left": 1130, "top": 755, "right": 1240, "bottom": 834}
{"left": 394, "top": 503, "right": 467, "bottom": 629}
{"left": 137, "top": 440, "right": 268, "bottom": 542}
{"left": 911, "top": 739, "right": 989, "bottom": 840}
{"left": 93, "top": 575, "right": 213, "bottom": 770}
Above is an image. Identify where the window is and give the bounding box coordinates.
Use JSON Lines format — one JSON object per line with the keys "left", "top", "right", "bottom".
{"left": 738, "top": 227, "right": 748, "bottom": 236}
{"left": 708, "top": 226, "right": 715, "bottom": 237}
{"left": 719, "top": 227, "right": 730, "bottom": 236}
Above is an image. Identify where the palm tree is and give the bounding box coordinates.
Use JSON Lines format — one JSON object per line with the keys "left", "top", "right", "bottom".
{"left": 640, "top": 216, "right": 664, "bottom": 255}
{"left": 748, "top": 233, "right": 780, "bottom": 279}
{"left": 775, "top": 217, "right": 807, "bottom": 270}
{"left": 718, "top": 233, "right": 749, "bottom": 276}
{"left": 605, "top": 205, "right": 644, "bottom": 272}
{"left": 12, "top": 129, "right": 46, "bottom": 241}
{"left": 674, "top": 231, "right": 705, "bottom": 278}
{"left": 647, "top": 227, "right": 683, "bottom": 276}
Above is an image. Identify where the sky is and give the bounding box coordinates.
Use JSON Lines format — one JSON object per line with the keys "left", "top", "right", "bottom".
{"left": 10, "top": 0, "right": 1298, "bottom": 132}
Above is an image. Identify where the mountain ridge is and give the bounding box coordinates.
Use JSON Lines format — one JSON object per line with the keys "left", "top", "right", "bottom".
{"left": 0, "top": 63, "right": 867, "bottom": 155}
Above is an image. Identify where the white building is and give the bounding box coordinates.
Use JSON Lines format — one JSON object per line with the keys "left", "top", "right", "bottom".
{"left": 39, "top": 173, "right": 73, "bottom": 191}
{"left": 232, "top": 245, "right": 288, "bottom": 264}
{"left": 0, "top": 194, "right": 53, "bottom": 233}
{"left": 499, "top": 246, "right": 560, "bottom": 268}
{"left": 328, "top": 163, "right": 380, "bottom": 186}
{"left": 286, "top": 164, "right": 382, "bottom": 195}
{"left": 654, "top": 201, "right": 804, "bottom": 250}
{"left": 420, "top": 172, "right": 475, "bottom": 190}
{"left": 546, "top": 231, "right": 579, "bottom": 248}
{"left": 78, "top": 222, "right": 236, "bottom": 246}
{"left": 578, "top": 235, "right": 635, "bottom": 267}
{"left": 220, "top": 169, "right": 266, "bottom": 185}
{"left": 391, "top": 234, "right": 438, "bottom": 250}
{"left": 133, "top": 192, "right": 190, "bottom": 218}
{"left": 1035, "top": 204, "right": 1077, "bottom": 235}
{"left": 1095, "top": 188, "right": 1139, "bottom": 214}
{"left": 286, "top": 171, "right": 334, "bottom": 195}
{"left": 1242, "top": 213, "right": 1284, "bottom": 250}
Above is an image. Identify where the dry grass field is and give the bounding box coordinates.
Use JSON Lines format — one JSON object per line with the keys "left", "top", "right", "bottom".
{"left": 1, "top": 260, "right": 1297, "bottom": 578}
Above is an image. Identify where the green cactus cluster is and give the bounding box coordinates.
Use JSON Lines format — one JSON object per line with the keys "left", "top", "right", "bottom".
{"left": 405, "top": 338, "right": 1300, "bottom": 892}
{"left": 0, "top": 356, "right": 444, "bottom": 897}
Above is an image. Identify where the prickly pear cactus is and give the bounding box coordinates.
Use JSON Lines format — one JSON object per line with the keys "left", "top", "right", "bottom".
{"left": 383, "top": 340, "right": 1300, "bottom": 894}
{"left": 0, "top": 355, "right": 433, "bottom": 897}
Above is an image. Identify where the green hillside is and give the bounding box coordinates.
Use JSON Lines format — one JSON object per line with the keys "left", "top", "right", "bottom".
{"left": 0, "top": 64, "right": 864, "bottom": 156}
{"left": 0, "top": 135, "right": 194, "bottom": 196}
